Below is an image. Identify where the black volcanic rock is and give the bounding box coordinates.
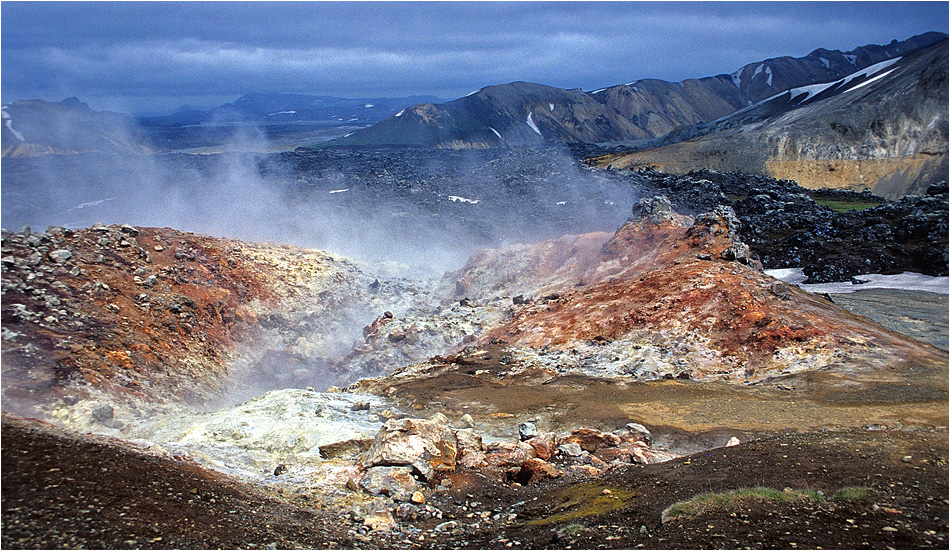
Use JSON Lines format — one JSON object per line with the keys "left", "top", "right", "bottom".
{"left": 635, "top": 168, "right": 949, "bottom": 283}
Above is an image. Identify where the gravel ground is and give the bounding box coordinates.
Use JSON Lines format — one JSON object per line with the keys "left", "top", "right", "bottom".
{"left": 3, "top": 414, "right": 947, "bottom": 549}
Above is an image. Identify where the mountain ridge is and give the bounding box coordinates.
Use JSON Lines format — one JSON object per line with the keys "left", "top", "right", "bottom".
{"left": 589, "top": 39, "right": 949, "bottom": 199}
{"left": 324, "top": 32, "right": 946, "bottom": 149}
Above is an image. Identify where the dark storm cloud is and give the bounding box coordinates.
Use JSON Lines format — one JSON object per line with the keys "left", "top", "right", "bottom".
{"left": 1, "top": 1, "right": 946, "bottom": 113}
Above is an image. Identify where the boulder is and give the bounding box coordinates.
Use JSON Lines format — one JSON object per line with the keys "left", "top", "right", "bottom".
{"left": 361, "top": 418, "right": 458, "bottom": 482}
{"left": 518, "top": 421, "right": 538, "bottom": 441}
{"left": 484, "top": 441, "right": 536, "bottom": 469}
{"left": 562, "top": 428, "right": 621, "bottom": 452}
{"left": 358, "top": 466, "right": 419, "bottom": 501}
{"left": 526, "top": 432, "right": 557, "bottom": 460}
{"left": 516, "top": 457, "right": 561, "bottom": 485}
{"left": 616, "top": 423, "right": 652, "bottom": 446}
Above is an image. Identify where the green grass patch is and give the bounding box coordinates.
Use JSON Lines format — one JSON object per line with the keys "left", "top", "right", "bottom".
{"left": 724, "top": 194, "right": 748, "bottom": 202}
{"left": 661, "top": 487, "right": 828, "bottom": 523}
{"left": 813, "top": 198, "right": 882, "bottom": 212}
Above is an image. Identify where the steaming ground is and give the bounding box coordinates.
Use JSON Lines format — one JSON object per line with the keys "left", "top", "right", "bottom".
{"left": 1, "top": 146, "right": 646, "bottom": 274}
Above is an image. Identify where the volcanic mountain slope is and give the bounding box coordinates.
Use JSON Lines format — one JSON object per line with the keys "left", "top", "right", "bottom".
{"left": 591, "top": 39, "right": 949, "bottom": 199}
{"left": 1, "top": 98, "right": 154, "bottom": 158}
{"left": 413, "top": 198, "right": 947, "bottom": 386}
{"left": 325, "top": 32, "right": 945, "bottom": 149}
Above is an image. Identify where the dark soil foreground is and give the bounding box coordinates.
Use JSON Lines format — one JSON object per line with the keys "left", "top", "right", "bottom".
{"left": 2, "top": 414, "right": 947, "bottom": 550}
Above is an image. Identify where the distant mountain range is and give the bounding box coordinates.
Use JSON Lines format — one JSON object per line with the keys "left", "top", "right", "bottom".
{"left": 327, "top": 32, "right": 945, "bottom": 149}
{"left": 136, "top": 92, "right": 442, "bottom": 127}
{"left": 2, "top": 32, "right": 946, "bottom": 197}
{"left": 589, "top": 38, "right": 948, "bottom": 199}
{"left": 1, "top": 93, "right": 441, "bottom": 157}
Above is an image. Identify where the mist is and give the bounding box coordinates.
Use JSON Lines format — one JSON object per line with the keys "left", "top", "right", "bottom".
{"left": 2, "top": 131, "right": 646, "bottom": 277}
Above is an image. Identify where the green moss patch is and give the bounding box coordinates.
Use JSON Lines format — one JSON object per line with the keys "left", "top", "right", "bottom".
{"left": 526, "top": 482, "right": 636, "bottom": 525}
{"left": 813, "top": 198, "right": 881, "bottom": 212}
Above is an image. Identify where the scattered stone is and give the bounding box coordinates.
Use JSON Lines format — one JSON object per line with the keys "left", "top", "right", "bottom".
{"left": 726, "top": 437, "right": 741, "bottom": 447}
{"left": 47, "top": 249, "right": 72, "bottom": 264}
{"left": 91, "top": 404, "right": 114, "bottom": 423}
{"left": 362, "top": 500, "right": 398, "bottom": 532}
{"left": 459, "top": 413, "right": 475, "bottom": 428}
{"left": 557, "top": 442, "right": 583, "bottom": 457}
{"left": 434, "top": 520, "right": 458, "bottom": 532}
{"left": 518, "top": 422, "right": 538, "bottom": 441}
{"left": 526, "top": 433, "right": 557, "bottom": 460}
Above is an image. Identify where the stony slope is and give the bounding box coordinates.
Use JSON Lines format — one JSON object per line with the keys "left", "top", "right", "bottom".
{"left": 590, "top": 40, "right": 949, "bottom": 199}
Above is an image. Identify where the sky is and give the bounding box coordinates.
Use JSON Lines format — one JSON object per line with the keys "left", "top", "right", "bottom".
{"left": 1, "top": 1, "right": 947, "bottom": 115}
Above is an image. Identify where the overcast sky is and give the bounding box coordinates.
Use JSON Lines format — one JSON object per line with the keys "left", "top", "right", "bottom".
{"left": 2, "top": 1, "right": 947, "bottom": 115}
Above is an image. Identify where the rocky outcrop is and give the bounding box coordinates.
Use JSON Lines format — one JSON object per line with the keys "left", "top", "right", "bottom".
{"left": 0, "top": 223, "right": 437, "bottom": 411}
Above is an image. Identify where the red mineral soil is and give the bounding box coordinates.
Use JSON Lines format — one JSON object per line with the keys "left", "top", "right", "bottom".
{"left": 0, "top": 224, "right": 361, "bottom": 413}
{"left": 358, "top": 204, "right": 947, "bottom": 444}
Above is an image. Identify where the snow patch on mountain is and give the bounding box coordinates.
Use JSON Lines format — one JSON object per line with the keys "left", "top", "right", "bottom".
{"left": 448, "top": 195, "right": 480, "bottom": 204}
{"left": 2, "top": 107, "right": 26, "bottom": 142}
{"left": 395, "top": 109, "right": 405, "bottom": 117}
{"left": 526, "top": 112, "right": 542, "bottom": 136}
{"left": 730, "top": 68, "right": 743, "bottom": 89}
{"left": 819, "top": 57, "right": 831, "bottom": 69}
{"left": 489, "top": 127, "right": 502, "bottom": 139}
